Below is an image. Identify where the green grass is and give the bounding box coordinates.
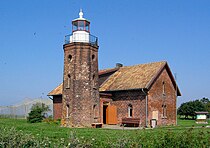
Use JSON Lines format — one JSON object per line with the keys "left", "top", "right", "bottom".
{"left": 177, "top": 118, "right": 210, "bottom": 127}
{"left": 0, "top": 118, "right": 209, "bottom": 147}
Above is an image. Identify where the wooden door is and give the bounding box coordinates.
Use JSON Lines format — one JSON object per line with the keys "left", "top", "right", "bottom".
{"left": 106, "top": 105, "right": 117, "bottom": 124}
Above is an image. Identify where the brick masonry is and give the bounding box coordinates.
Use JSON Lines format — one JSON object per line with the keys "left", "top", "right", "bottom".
{"left": 99, "top": 67, "right": 177, "bottom": 127}
{"left": 62, "top": 42, "right": 100, "bottom": 127}
{"left": 52, "top": 95, "right": 62, "bottom": 120}
{"left": 110, "top": 91, "right": 146, "bottom": 126}
{"left": 53, "top": 68, "right": 176, "bottom": 126}
{"left": 148, "top": 68, "right": 177, "bottom": 126}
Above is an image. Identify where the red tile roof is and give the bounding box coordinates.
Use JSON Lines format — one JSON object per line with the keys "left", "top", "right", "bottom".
{"left": 48, "top": 83, "right": 63, "bottom": 96}
{"left": 99, "top": 61, "right": 166, "bottom": 91}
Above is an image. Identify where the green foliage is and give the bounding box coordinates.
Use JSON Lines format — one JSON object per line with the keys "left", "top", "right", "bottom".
{"left": 0, "top": 125, "right": 209, "bottom": 148}
{"left": 0, "top": 126, "right": 67, "bottom": 147}
{"left": 178, "top": 98, "right": 209, "bottom": 119}
{"left": 27, "top": 102, "right": 51, "bottom": 123}
{"left": 0, "top": 119, "right": 209, "bottom": 148}
{"left": 42, "top": 117, "right": 61, "bottom": 125}
{"left": 201, "top": 97, "right": 210, "bottom": 113}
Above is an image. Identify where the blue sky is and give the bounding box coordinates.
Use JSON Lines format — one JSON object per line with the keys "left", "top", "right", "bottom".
{"left": 0, "top": 0, "right": 210, "bottom": 106}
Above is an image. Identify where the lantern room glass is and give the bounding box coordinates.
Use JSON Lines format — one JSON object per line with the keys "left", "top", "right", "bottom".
{"left": 72, "top": 20, "right": 90, "bottom": 32}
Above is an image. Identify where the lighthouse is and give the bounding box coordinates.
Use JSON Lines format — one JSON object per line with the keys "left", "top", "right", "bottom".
{"left": 62, "top": 10, "right": 100, "bottom": 127}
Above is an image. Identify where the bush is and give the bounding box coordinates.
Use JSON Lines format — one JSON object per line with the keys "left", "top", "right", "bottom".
{"left": 27, "top": 103, "right": 51, "bottom": 123}
{"left": 0, "top": 126, "right": 37, "bottom": 147}
{"left": 43, "top": 117, "right": 61, "bottom": 125}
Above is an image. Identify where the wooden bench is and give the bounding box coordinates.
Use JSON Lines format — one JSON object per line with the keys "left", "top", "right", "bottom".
{"left": 91, "top": 123, "right": 103, "bottom": 128}
{"left": 121, "top": 118, "right": 140, "bottom": 127}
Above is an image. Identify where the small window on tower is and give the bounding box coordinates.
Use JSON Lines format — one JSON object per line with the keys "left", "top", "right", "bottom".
{"left": 92, "top": 74, "right": 95, "bottom": 80}
{"left": 68, "top": 55, "right": 72, "bottom": 63}
{"left": 66, "top": 74, "right": 71, "bottom": 89}
{"left": 92, "top": 54, "right": 95, "bottom": 61}
{"left": 66, "top": 104, "right": 69, "bottom": 118}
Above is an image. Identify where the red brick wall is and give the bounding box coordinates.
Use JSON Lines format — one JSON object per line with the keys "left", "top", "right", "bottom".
{"left": 62, "top": 42, "right": 100, "bottom": 127}
{"left": 148, "top": 68, "right": 177, "bottom": 126}
{"left": 53, "top": 95, "right": 62, "bottom": 120}
{"left": 111, "top": 91, "right": 146, "bottom": 126}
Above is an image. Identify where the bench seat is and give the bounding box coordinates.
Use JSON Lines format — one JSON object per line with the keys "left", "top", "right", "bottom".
{"left": 122, "top": 118, "right": 140, "bottom": 127}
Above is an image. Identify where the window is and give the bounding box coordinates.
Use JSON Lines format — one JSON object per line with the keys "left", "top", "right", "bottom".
{"left": 92, "top": 74, "right": 97, "bottom": 89}
{"left": 162, "top": 104, "right": 167, "bottom": 118}
{"left": 128, "top": 104, "right": 133, "bottom": 117}
{"left": 66, "top": 74, "right": 71, "bottom": 88}
{"left": 162, "top": 81, "right": 166, "bottom": 96}
{"left": 78, "top": 21, "right": 85, "bottom": 30}
{"left": 66, "top": 104, "right": 69, "bottom": 118}
{"left": 93, "top": 104, "right": 97, "bottom": 118}
{"left": 68, "top": 55, "right": 72, "bottom": 63}
{"left": 92, "top": 54, "right": 95, "bottom": 61}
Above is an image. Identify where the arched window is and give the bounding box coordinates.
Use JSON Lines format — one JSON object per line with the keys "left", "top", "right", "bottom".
{"left": 128, "top": 104, "right": 133, "bottom": 117}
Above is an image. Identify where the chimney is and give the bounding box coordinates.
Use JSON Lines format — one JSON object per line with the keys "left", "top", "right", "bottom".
{"left": 116, "top": 63, "right": 123, "bottom": 68}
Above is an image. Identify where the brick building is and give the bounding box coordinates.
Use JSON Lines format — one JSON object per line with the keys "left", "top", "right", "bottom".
{"left": 48, "top": 11, "right": 181, "bottom": 127}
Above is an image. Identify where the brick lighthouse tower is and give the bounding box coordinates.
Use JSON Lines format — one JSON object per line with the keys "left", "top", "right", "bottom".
{"left": 61, "top": 10, "right": 100, "bottom": 127}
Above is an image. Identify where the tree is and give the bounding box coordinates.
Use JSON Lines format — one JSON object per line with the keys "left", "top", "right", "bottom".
{"left": 27, "top": 102, "right": 51, "bottom": 123}
{"left": 200, "top": 97, "right": 210, "bottom": 113}
{"left": 177, "top": 99, "right": 207, "bottom": 119}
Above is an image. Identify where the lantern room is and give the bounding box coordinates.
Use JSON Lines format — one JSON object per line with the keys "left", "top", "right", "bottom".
{"left": 72, "top": 11, "right": 90, "bottom": 33}
{"left": 66, "top": 10, "right": 98, "bottom": 45}
{"left": 69, "top": 10, "right": 90, "bottom": 43}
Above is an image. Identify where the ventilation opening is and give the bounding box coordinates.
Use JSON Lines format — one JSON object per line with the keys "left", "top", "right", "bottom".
{"left": 68, "top": 55, "right": 72, "bottom": 63}
{"left": 66, "top": 74, "right": 71, "bottom": 88}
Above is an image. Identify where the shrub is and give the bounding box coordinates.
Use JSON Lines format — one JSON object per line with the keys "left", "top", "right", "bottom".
{"left": 43, "top": 118, "right": 61, "bottom": 125}
{"left": 0, "top": 126, "right": 37, "bottom": 147}
{"left": 0, "top": 127, "right": 92, "bottom": 148}
{"left": 27, "top": 102, "right": 51, "bottom": 123}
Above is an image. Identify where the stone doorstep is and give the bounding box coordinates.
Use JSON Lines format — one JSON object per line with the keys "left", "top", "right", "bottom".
{"left": 91, "top": 123, "right": 103, "bottom": 128}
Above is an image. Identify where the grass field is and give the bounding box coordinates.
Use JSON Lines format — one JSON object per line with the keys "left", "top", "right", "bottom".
{"left": 0, "top": 118, "right": 209, "bottom": 147}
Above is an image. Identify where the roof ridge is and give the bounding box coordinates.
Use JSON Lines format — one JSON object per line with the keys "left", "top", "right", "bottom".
{"left": 99, "top": 67, "right": 119, "bottom": 75}
{"left": 120, "top": 61, "right": 167, "bottom": 69}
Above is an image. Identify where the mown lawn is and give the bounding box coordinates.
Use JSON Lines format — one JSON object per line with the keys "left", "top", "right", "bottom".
{"left": 0, "top": 118, "right": 209, "bottom": 147}
{"left": 177, "top": 118, "right": 210, "bottom": 127}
